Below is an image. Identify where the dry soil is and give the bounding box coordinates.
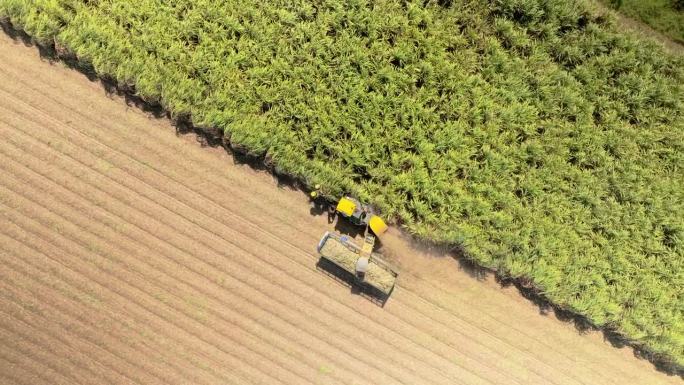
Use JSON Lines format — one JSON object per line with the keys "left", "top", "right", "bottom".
{"left": 0, "top": 33, "right": 680, "bottom": 385}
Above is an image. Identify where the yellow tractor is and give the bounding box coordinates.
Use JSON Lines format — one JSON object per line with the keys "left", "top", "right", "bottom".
{"left": 314, "top": 194, "right": 397, "bottom": 304}
{"left": 335, "top": 196, "right": 388, "bottom": 236}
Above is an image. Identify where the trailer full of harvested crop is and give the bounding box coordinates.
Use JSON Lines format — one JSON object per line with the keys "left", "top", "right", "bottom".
{"left": 316, "top": 231, "right": 397, "bottom": 302}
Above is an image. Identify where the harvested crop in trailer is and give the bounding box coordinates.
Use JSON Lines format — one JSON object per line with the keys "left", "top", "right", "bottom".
{"left": 318, "top": 232, "right": 396, "bottom": 294}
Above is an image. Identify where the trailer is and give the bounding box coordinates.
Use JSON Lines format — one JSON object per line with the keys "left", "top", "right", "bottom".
{"left": 316, "top": 231, "right": 397, "bottom": 304}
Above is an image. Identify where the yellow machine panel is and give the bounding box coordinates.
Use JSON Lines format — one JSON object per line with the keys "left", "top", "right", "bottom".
{"left": 336, "top": 197, "right": 356, "bottom": 217}
{"left": 368, "top": 215, "right": 388, "bottom": 235}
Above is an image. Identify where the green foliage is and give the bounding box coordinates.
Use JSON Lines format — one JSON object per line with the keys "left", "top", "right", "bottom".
{"left": 2, "top": 0, "right": 683, "bottom": 366}
{"left": 604, "top": 0, "right": 684, "bottom": 44}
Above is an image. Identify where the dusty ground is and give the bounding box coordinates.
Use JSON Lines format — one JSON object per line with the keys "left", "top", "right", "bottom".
{"left": 0, "top": 33, "right": 680, "bottom": 385}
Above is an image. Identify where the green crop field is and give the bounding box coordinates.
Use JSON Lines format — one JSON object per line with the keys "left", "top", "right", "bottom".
{"left": 604, "top": 0, "right": 684, "bottom": 44}
{"left": 1, "top": 0, "right": 683, "bottom": 368}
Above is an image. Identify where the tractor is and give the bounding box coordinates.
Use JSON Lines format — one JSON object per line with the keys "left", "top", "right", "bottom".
{"left": 334, "top": 196, "right": 388, "bottom": 236}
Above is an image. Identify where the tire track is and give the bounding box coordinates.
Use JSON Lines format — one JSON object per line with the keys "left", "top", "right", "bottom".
{"left": 0, "top": 68, "right": 614, "bottom": 385}
{"left": 0, "top": 224, "right": 255, "bottom": 385}
{"left": 0, "top": 264, "right": 179, "bottom": 385}
{"left": 0, "top": 92, "right": 600, "bottom": 384}
{"left": 0, "top": 86, "right": 636, "bottom": 384}
{"left": 0, "top": 260, "right": 235, "bottom": 385}
{"left": 0, "top": 251, "right": 221, "bottom": 385}
{"left": 0, "top": 298, "right": 133, "bottom": 385}
{"left": 0, "top": 102, "right": 592, "bottom": 384}
{"left": 0, "top": 326, "right": 85, "bottom": 385}
{"left": 0, "top": 344, "right": 67, "bottom": 385}
{"left": 0, "top": 202, "right": 355, "bottom": 385}
{"left": 0, "top": 199, "right": 321, "bottom": 385}
{"left": 0, "top": 75, "right": 623, "bottom": 385}
{"left": 0, "top": 94, "right": 556, "bottom": 385}
{"left": 0, "top": 131, "right": 411, "bottom": 385}
{"left": 0, "top": 112, "right": 482, "bottom": 385}
{"left": 0, "top": 142, "right": 454, "bottom": 385}
{"left": 0, "top": 303, "right": 125, "bottom": 385}
{"left": 0, "top": 34, "right": 678, "bottom": 385}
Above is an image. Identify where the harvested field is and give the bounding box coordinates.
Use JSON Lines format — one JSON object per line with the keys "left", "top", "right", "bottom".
{"left": 0, "top": 33, "right": 680, "bottom": 385}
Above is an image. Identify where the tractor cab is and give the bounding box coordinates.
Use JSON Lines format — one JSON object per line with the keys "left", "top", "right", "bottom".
{"left": 335, "top": 196, "right": 388, "bottom": 235}
{"left": 336, "top": 197, "right": 365, "bottom": 225}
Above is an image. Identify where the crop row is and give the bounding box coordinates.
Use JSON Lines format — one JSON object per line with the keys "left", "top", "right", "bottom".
{"left": 1, "top": 0, "right": 682, "bottom": 367}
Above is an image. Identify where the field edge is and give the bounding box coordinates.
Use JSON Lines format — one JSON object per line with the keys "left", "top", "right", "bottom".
{"left": 1, "top": 19, "right": 682, "bottom": 377}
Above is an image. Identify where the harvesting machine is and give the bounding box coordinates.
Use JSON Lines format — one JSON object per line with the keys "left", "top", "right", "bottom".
{"left": 315, "top": 196, "right": 397, "bottom": 305}
{"left": 335, "top": 196, "right": 388, "bottom": 235}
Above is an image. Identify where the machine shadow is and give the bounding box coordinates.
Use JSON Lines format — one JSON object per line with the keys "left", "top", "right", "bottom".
{"left": 332, "top": 217, "right": 366, "bottom": 239}
{"left": 315, "top": 258, "right": 389, "bottom": 308}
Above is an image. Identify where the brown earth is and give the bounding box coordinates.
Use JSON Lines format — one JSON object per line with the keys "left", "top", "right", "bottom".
{"left": 0, "top": 32, "right": 680, "bottom": 385}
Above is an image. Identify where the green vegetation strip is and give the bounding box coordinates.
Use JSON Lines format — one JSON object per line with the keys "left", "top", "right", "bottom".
{"left": 2, "top": 0, "right": 682, "bottom": 367}
{"left": 604, "top": 0, "right": 684, "bottom": 44}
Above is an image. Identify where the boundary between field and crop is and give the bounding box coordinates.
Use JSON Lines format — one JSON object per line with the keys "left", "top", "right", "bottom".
{"left": 1, "top": 19, "right": 681, "bottom": 378}
{"left": 592, "top": 1, "right": 684, "bottom": 55}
